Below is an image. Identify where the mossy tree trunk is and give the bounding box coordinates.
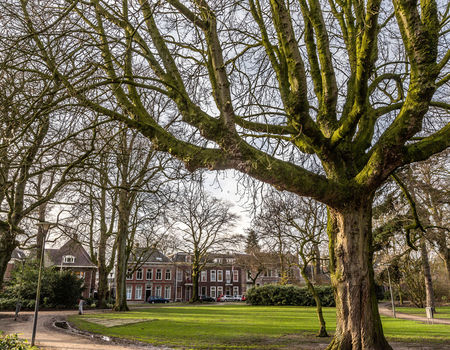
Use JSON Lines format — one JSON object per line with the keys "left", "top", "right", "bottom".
{"left": 327, "top": 200, "right": 391, "bottom": 350}
{"left": 0, "top": 226, "right": 17, "bottom": 290}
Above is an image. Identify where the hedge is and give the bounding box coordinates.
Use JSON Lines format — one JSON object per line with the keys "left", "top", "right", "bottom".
{"left": 246, "top": 284, "right": 335, "bottom": 307}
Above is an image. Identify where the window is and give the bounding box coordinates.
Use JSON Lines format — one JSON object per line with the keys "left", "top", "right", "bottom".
{"left": 233, "top": 270, "right": 239, "bottom": 282}
{"left": 136, "top": 268, "right": 143, "bottom": 280}
{"left": 165, "top": 286, "right": 171, "bottom": 299}
{"left": 156, "top": 268, "right": 162, "bottom": 280}
{"left": 233, "top": 286, "right": 239, "bottom": 296}
{"left": 226, "top": 258, "right": 235, "bottom": 264}
{"left": 214, "top": 258, "right": 223, "bottom": 264}
{"left": 63, "top": 255, "right": 75, "bottom": 263}
{"left": 225, "top": 270, "right": 231, "bottom": 283}
{"left": 210, "top": 286, "right": 216, "bottom": 298}
{"left": 210, "top": 270, "right": 216, "bottom": 282}
{"left": 135, "top": 285, "right": 143, "bottom": 300}
{"left": 217, "top": 270, "right": 223, "bottom": 282}
{"left": 75, "top": 271, "right": 85, "bottom": 279}
{"left": 247, "top": 271, "right": 252, "bottom": 282}
{"left": 126, "top": 285, "right": 132, "bottom": 300}
{"left": 165, "top": 269, "right": 171, "bottom": 280}
{"left": 146, "top": 268, "right": 153, "bottom": 280}
{"left": 156, "top": 257, "right": 162, "bottom": 261}
{"left": 217, "top": 286, "right": 223, "bottom": 296}
{"left": 155, "top": 285, "right": 162, "bottom": 297}
{"left": 201, "top": 271, "right": 207, "bottom": 282}
{"left": 176, "top": 270, "right": 183, "bottom": 281}
{"left": 126, "top": 268, "right": 133, "bottom": 280}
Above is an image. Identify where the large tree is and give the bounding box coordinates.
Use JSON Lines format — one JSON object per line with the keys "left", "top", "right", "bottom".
{"left": 9, "top": 0, "right": 450, "bottom": 348}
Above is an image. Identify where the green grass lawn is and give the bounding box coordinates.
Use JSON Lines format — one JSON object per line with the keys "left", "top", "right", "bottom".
{"left": 68, "top": 304, "right": 450, "bottom": 349}
{"left": 395, "top": 306, "right": 450, "bottom": 319}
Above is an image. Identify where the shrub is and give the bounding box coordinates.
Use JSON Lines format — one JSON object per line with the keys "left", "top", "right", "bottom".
{"left": 0, "top": 261, "right": 84, "bottom": 310}
{"left": 246, "top": 284, "right": 335, "bottom": 307}
{"left": 0, "top": 333, "right": 38, "bottom": 349}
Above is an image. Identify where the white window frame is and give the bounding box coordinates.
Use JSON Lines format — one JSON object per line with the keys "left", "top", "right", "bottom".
{"left": 155, "top": 285, "right": 162, "bottom": 297}
{"left": 165, "top": 269, "right": 172, "bottom": 280}
{"left": 176, "top": 270, "right": 183, "bottom": 281}
{"left": 210, "top": 286, "right": 216, "bottom": 298}
{"left": 233, "top": 270, "right": 239, "bottom": 282}
{"left": 135, "top": 285, "right": 143, "bottom": 300}
{"left": 146, "top": 268, "right": 153, "bottom": 280}
{"left": 63, "top": 255, "right": 75, "bottom": 263}
{"left": 210, "top": 270, "right": 216, "bottom": 282}
{"left": 126, "top": 268, "right": 133, "bottom": 280}
{"left": 126, "top": 285, "right": 132, "bottom": 300}
{"left": 136, "top": 268, "right": 143, "bottom": 280}
{"left": 201, "top": 271, "right": 207, "bottom": 282}
{"left": 226, "top": 270, "right": 231, "bottom": 283}
{"left": 156, "top": 268, "right": 162, "bottom": 280}
{"left": 217, "top": 270, "right": 223, "bottom": 282}
{"left": 217, "top": 286, "right": 223, "bottom": 296}
{"left": 164, "top": 286, "right": 171, "bottom": 299}
{"left": 233, "top": 286, "right": 239, "bottom": 296}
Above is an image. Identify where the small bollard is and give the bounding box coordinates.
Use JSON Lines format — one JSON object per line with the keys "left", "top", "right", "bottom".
{"left": 78, "top": 299, "right": 84, "bottom": 315}
{"left": 425, "top": 306, "right": 433, "bottom": 324}
{"left": 14, "top": 301, "right": 22, "bottom": 321}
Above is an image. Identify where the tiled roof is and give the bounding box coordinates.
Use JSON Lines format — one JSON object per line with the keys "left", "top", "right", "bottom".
{"left": 130, "top": 248, "right": 171, "bottom": 263}
{"left": 11, "top": 248, "right": 26, "bottom": 260}
{"left": 45, "top": 239, "right": 96, "bottom": 268}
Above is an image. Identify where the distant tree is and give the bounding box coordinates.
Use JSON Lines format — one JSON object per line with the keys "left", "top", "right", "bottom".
{"left": 169, "top": 181, "right": 238, "bottom": 302}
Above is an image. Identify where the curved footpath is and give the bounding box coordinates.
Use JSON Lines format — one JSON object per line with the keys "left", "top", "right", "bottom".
{"left": 0, "top": 305, "right": 448, "bottom": 350}
{"left": 0, "top": 309, "right": 172, "bottom": 350}
{"left": 378, "top": 303, "right": 450, "bottom": 325}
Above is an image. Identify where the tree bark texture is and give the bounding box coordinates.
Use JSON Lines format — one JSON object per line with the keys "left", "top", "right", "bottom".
{"left": 113, "top": 196, "right": 131, "bottom": 312}
{"left": 420, "top": 237, "right": 435, "bottom": 312}
{"left": 327, "top": 201, "right": 391, "bottom": 350}
{"left": 0, "top": 226, "right": 17, "bottom": 289}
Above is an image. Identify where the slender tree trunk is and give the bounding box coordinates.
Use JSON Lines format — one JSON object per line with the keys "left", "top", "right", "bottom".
{"left": 96, "top": 239, "right": 109, "bottom": 309}
{"left": 420, "top": 237, "right": 435, "bottom": 312}
{"left": 327, "top": 200, "right": 392, "bottom": 350}
{"left": 191, "top": 257, "right": 200, "bottom": 302}
{"left": 0, "top": 225, "right": 17, "bottom": 289}
{"left": 314, "top": 244, "right": 321, "bottom": 283}
{"left": 300, "top": 264, "right": 328, "bottom": 337}
{"left": 113, "top": 197, "right": 130, "bottom": 312}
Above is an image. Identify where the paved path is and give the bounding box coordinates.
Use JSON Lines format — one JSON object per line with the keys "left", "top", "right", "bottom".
{"left": 0, "top": 310, "right": 171, "bottom": 350}
{"left": 379, "top": 304, "right": 450, "bottom": 325}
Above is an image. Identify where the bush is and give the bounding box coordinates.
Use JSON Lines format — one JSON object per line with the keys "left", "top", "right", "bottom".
{"left": 0, "top": 333, "right": 38, "bottom": 349}
{"left": 246, "top": 284, "right": 335, "bottom": 307}
{"left": 0, "top": 261, "right": 84, "bottom": 310}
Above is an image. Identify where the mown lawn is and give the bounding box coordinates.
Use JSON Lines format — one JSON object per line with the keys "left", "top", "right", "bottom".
{"left": 68, "top": 304, "right": 450, "bottom": 349}
{"left": 395, "top": 306, "right": 450, "bottom": 319}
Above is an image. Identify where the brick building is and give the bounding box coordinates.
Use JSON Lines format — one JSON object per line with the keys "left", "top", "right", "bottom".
{"left": 45, "top": 238, "right": 97, "bottom": 299}
{"left": 172, "top": 253, "right": 244, "bottom": 301}
{"left": 125, "top": 249, "right": 175, "bottom": 302}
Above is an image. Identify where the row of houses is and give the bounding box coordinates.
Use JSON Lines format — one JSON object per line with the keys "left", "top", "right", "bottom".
{"left": 6, "top": 238, "right": 325, "bottom": 302}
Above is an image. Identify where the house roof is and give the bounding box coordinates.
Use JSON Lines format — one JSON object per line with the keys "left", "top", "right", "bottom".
{"left": 45, "top": 238, "right": 96, "bottom": 268}
{"left": 130, "top": 248, "right": 171, "bottom": 263}
{"left": 11, "top": 248, "right": 26, "bottom": 260}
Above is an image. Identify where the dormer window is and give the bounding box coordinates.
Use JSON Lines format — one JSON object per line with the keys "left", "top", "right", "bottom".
{"left": 156, "top": 257, "right": 162, "bottom": 261}
{"left": 63, "top": 255, "right": 75, "bottom": 263}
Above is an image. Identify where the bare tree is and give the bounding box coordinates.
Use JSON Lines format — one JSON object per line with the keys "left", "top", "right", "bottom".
{"left": 254, "top": 191, "right": 329, "bottom": 337}
{"left": 169, "top": 181, "right": 238, "bottom": 302}
{"left": 6, "top": 0, "right": 450, "bottom": 347}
